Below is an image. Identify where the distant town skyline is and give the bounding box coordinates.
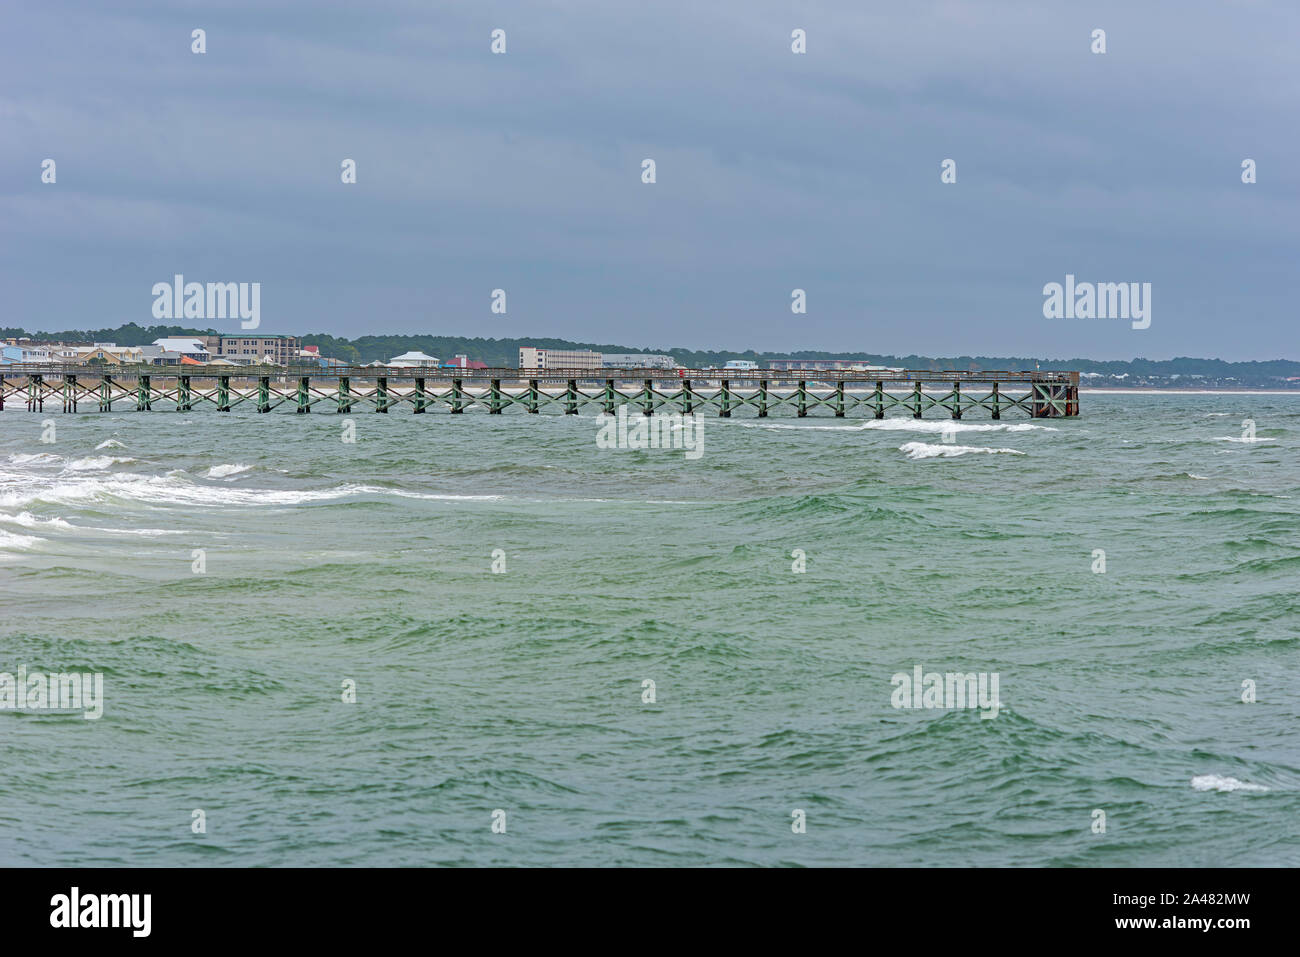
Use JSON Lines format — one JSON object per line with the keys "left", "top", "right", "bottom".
{"left": 2, "top": 1, "right": 1297, "bottom": 361}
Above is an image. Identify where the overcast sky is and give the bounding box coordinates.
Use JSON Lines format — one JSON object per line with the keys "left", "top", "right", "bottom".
{"left": 2, "top": 0, "right": 1296, "bottom": 359}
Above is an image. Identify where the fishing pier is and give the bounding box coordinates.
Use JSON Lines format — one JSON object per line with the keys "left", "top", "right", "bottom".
{"left": 0, "top": 368, "right": 1080, "bottom": 419}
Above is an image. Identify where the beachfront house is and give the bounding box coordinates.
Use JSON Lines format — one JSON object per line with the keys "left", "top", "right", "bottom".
{"left": 387, "top": 351, "right": 440, "bottom": 368}
{"left": 1, "top": 344, "right": 53, "bottom": 364}
{"left": 151, "top": 337, "right": 212, "bottom": 362}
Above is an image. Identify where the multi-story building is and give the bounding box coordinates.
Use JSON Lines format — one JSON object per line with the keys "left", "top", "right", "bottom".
{"left": 601, "top": 353, "right": 678, "bottom": 369}
{"left": 0, "top": 344, "right": 52, "bottom": 364}
{"left": 518, "top": 347, "right": 602, "bottom": 371}
{"left": 216, "top": 335, "right": 301, "bottom": 365}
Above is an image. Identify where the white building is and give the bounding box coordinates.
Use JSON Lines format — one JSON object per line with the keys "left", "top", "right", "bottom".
{"left": 519, "top": 347, "right": 602, "bottom": 371}
{"left": 387, "top": 350, "right": 440, "bottom": 368}
{"left": 151, "top": 338, "right": 211, "bottom": 361}
{"left": 601, "top": 353, "right": 677, "bottom": 369}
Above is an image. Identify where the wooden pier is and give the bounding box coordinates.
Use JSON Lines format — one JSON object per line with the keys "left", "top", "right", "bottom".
{"left": 0, "top": 368, "right": 1080, "bottom": 419}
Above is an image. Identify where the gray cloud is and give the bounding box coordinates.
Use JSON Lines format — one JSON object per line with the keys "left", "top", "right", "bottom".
{"left": 1, "top": 0, "right": 1295, "bottom": 359}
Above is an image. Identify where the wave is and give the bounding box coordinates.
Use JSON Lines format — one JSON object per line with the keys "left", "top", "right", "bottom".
{"left": 1190, "top": 774, "right": 1269, "bottom": 793}
{"left": 1, "top": 511, "right": 74, "bottom": 530}
{"left": 0, "top": 527, "right": 40, "bottom": 551}
{"left": 7, "top": 452, "right": 59, "bottom": 465}
{"left": 94, "top": 439, "right": 127, "bottom": 450}
{"left": 899, "top": 442, "right": 1026, "bottom": 460}
{"left": 737, "top": 419, "right": 1057, "bottom": 434}
{"left": 1212, "top": 436, "right": 1278, "bottom": 444}
{"left": 206, "top": 463, "right": 252, "bottom": 479}
{"left": 64, "top": 456, "right": 136, "bottom": 471}
{"left": 0, "top": 470, "right": 504, "bottom": 510}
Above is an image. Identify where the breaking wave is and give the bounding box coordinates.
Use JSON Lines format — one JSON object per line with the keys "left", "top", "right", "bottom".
{"left": 898, "top": 441, "right": 1026, "bottom": 460}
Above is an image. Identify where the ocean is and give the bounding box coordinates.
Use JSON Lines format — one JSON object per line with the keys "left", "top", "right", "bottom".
{"left": 1, "top": 393, "right": 1297, "bottom": 866}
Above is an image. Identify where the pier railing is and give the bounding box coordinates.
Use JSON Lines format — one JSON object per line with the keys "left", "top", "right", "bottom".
{"left": 0, "top": 367, "right": 1080, "bottom": 418}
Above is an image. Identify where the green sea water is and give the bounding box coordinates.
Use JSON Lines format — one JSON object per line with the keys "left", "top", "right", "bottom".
{"left": 1, "top": 393, "right": 1297, "bottom": 866}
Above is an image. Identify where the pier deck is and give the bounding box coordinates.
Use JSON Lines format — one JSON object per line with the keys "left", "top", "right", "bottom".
{"left": 0, "top": 368, "right": 1080, "bottom": 419}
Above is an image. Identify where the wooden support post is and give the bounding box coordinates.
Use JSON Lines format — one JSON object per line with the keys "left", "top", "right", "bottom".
{"left": 601, "top": 379, "right": 614, "bottom": 415}
{"left": 29, "top": 375, "right": 42, "bottom": 411}
{"left": 952, "top": 381, "right": 962, "bottom": 419}
{"left": 874, "top": 381, "right": 884, "bottom": 419}
{"left": 1030, "top": 382, "right": 1048, "bottom": 418}
{"left": 138, "top": 375, "right": 151, "bottom": 412}
{"left": 912, "top": 381, "right": 923, "bottom": 419}
{"left": 298, "top": 375, "right": 311, "bottom": 413}
{"left": 413, "top": 377, "right": 426, "bottom": 414}
{"left": 797, "top": 380, "right": 808, "bottom": 418}
{"left": 0, "top": 375, "right": 5, "bottom": 411}
{"left": 255, "top": 376, "right": 268, "bottom": 413}
{"left": 530, "top": 379, "right": 541, "bottom": 414}
{"left": 490, "top": 378, "right": 502, "bottom": 413}
{"left": 642, "top": 379, "right": 653, "bottom": 416}
{"left": 100, "top": 375, "right": 112, "bottom": 412}
{"left": 991, "top": 382, "right": 1000, "bottom": 420}
{"left": 375, "top": 376, "right": 388, "bottom": 413}
{"left": 63, "top": 374, "right": 76, "bottom": 413}
{"left": 758, "top": 379, "right": 768, "bottom": 417}
{"left": 218, "top": 375, "right": 230, "bottom": 412}
{"left": 835, "top": 380, "right": 845, "bottom": 417}
{"left": 681, "top": 379, "right": 693, "bottom": 415}
{"left": 720, "top": 379, "right": 732, "bottom": 417}
{"left": 338, "top": 376, "right": 351, "bottom": 413}
{"left": 451, "top": 378, "right": 464, "bottom": 413}
{"left": 565, "top": 378, "right": 578, "bottom": 415}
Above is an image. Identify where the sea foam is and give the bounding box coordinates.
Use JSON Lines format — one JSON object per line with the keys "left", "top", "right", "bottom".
{"left": 899, "top": 442, "right": 1026, "bottom": 460}
{"left": 1190, "top": 774, "right": 1269, "bottom": 793}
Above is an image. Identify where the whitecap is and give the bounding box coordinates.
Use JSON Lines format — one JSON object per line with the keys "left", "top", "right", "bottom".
{"left": 95, "top": 439, "right": 127, "bottom": 450}
{"left": 206, "top": 463, "right": 252, "bottom": 479}
{"left": 0, "top": 528, "right": 40, "bottom": 551}
{"left": 738, "top": 419, "right": 1056, "bottom": 434}
{"left": 63, "top": 456, "right": 135, "bottom": 471}
{"left": 899, "top": 441, "right": 1026, "bottom": 460}
{"left": 2, "top": 512, "right": 74, "bottom": 530}
{"left": 8, "top": 453, "right": 60, "bottom": 465}
{"left": 1190, "top": 774, "right": 1269, "bottom": 793}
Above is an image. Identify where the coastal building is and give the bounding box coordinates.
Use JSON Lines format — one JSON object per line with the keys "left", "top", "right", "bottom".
{"left": 601, "top": 353, "right": 678, "bottom": 369}
{"left": 761, "top": 358, "right": 905, "bottom": 373}
{"left": 1, "top": 344, "right": 53, "bottom": 363}
{"left": 215, "top": 335, "right": 300, "bottom": 365}
{"left": 442, "top": 354, "right": 488, "bottom": 369}
{"left": 722, "top": 359, "right": 759, "bottom": 371}
{"left": 138, "top": 346, "right": 183, "bottom": 366}
{"left": 77, "top": 343, "right": 145, "bottom": 364}
{"left": 519, "top": 347, "right": 602, "bottom": 371}
{"left": 152, "top": 338, "right": 212, "bottom": 362}
{"left": 387, "top": 350, "right": 440, "bottom": 368}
